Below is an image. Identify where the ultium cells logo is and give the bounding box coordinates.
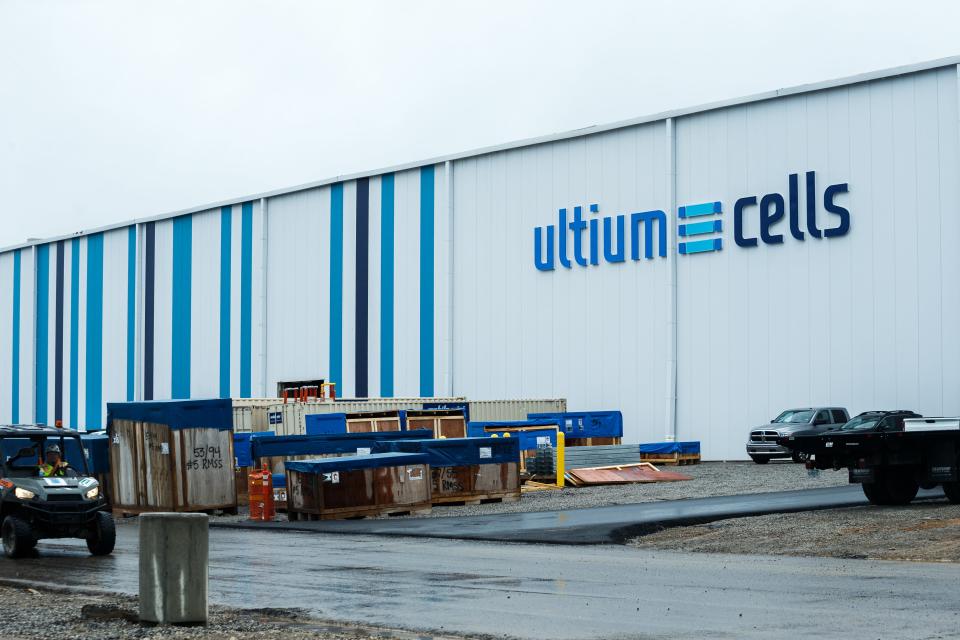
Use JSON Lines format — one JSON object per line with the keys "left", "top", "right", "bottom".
{"left": 533, "top": 170, "right": 850, "bottom": 271}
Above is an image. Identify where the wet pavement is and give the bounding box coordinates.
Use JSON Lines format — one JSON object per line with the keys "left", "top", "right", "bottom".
{"left": 215, "top": 485, "right": 945, "bottom": 544}
{"left": 2, "top": 518, "right": 959, "bottom": 638}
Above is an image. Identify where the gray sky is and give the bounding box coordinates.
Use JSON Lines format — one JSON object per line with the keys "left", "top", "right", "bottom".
{"left": 2, "top": 0, "right": 959, "bottom": 249}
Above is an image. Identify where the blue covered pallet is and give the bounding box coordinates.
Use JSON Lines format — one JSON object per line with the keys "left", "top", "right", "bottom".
{"left": 233, "top": 431, "right": 275, "bottom": 468}
{"left": 639, "top": 441, "right": 701, "bottom": 464}
{"left": 527, "top": 411, "right": 624, "bottom": 439}
{"left": 467, "top": 420, "right": 560, "bottom": 450}
{"left": 251, "top": 430, "right": 434, "bottom": 460}
{"left": 305, "top": 411, "right": 403, "bottom": 435}
{"left": 372, "top": 437, "right": 522, "bottom": 504}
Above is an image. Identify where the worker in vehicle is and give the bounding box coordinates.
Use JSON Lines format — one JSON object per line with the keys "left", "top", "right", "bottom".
{"left": 39, "top": 444, "right": 69, "bottom": 477}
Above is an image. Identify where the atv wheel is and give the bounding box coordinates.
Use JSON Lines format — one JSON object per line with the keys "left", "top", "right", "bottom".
{"left": 2, "top": 515, "right": 35, "bottom": 558}
{"left": 86, "top": 512, "right": 116, "bottom": 556}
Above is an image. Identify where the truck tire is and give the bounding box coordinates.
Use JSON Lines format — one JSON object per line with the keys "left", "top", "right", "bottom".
{"left": 943, "top": 481, "right": 960, "bottom": 504}
{"left": 86, "top": 512, "right": 116, "bottom": 556}
{"left": 791, "top": 452, "right": 809, "bottom": 464}
{"left": 750, "top": 456, "right": 770, "bottom": 465}
{"left": 863, "top": 469, "right": 919, "bottom": 506}
{"left": 2, "top": 515, "right": 35, "bottom": 558}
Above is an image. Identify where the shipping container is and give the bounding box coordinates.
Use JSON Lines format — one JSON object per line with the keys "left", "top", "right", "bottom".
{"left": 468, "top": 400, "right": 567, "bottom": 422}
{"left": 107, "top": 399, "right": 236, "bottom": 514}
{"left": 285, "top": 452, "right": 432, "bottom": 520}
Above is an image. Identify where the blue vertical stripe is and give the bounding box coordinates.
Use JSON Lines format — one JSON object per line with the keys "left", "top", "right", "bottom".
{"left": 54, "top": 241, "right": 64, "bottom": 424}
{"left": 380, "top": 174, "right": 395, "bottom": 397}
{"left": 143, "top": 223, "right": 155, "bottom": 401}
{"left": 419, "top": 166, "right": 435, "bottom": 397}
{"left": 11, "top": 250, "right": 21, "bottom": 423}
{"left": 355, "top": 178, "right": 369, "bottom": 397}
{"left": 329, "top": 184, "right": 344, "bottom": 396}
{"left": 240, "top": 202, "right": 253, "bottom": 398}
{"left": 69, "top": 238, "right": 79, "bottom": 428}
{"left": 219, "top": 206, "right": 232, "bottom": 398}
{"left": 126, "top": 227, "right": 136, "bottom": 401}
{"left": 35, "top": 245, "right": 49, "bottom": 424}
{"left": 85, "top": 234, "right": 103, "bottom": 428}
{"left": 171, "top": 215, "right": 192, "bottom": 398}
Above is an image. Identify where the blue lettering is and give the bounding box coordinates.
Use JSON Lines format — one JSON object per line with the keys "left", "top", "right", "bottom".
{"left": 630, "top": 210, "right": 667, "bottom": 260}
{"left": 760, "top": 193, "right": 785, "bottom": 244}
{"left": 823, "top": 183, "right": 850, "bottom": 238}
{"left": 571, "top": 206, "right": 588, "bottom": 267}
{"left": 788, "top": 173, "right": 804, "bottom": 241}
{"left": 534, "top": 225, "right": 555, "bottom": 271}
{"left": 603, "top": 215, "right": 626, "bottom": 263}
{"left": 557, "top": 208, "right": 571, "bottom": 268}
{"left": 734, "top": 196, "right": 758, "bottom": 248}
{"left": 806, "top": 171, "right": 822, "bottom": 239}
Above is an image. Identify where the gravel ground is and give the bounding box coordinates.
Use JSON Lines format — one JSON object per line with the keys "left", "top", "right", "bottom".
{"left": 0, "top": 583, "right": 474, "bottom": 640}
{"left": 185, "top": 461, "right": 847, "bottom": 525}
{"left": 628, "top": 498, "right": 960, "bottom": 562}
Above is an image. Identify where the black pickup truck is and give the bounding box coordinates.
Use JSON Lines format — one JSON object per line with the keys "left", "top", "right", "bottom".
{"left": 781, "top": 410, "right": 960, "bottom": 506}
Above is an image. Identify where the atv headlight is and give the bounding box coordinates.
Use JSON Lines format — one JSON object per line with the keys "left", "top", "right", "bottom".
{"left": 14, "top": 487, "right": 35, "bottom": 500}
{"left": 85, "top": 486, "right": 100, "bottom": 500}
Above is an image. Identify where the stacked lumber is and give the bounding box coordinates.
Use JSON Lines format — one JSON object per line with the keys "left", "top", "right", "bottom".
{"left": 565, "top": 462, "right": 692, "bottom": 486}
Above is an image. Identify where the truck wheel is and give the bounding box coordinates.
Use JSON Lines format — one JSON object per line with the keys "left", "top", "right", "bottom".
{"left": 86, "top": 512, "right": 116, "bottom": 556}
{"left": 864, "top": 469, "right": 919, "bottom": 506}
{"left": 791, "top": 452, "right": 809, "bottom": 464}
{"left": 2, "top": 515, "right": 35, "bottom": 558}
{"left": 943, "top": 481, "right": 960, "bottom": 504}
{"left": 750, "top": 456, "right": 770, "bottom": 465}
{"left": 861, "top": 481, "right": 890, "bottom": 505}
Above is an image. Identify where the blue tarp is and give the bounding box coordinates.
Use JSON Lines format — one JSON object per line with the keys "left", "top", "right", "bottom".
{"left": 639, "top": 441, "right": 701, "bottom": 455}
{"left": 467, "top": 421, "right": 559, "bottom": 451}
{"left": 527, "top": 411, "right": 624, "bottom": 438}
{"left": 273, "top": 473, "right": 286, "bottom": 489}
{"left": 285, "top": 452, "right": 429, "bottom": 474}
{"left": 305, "top": 413, "right": 348, "bottom": 435}
{"left": 107, "top": 399, "right": 233, "bottom": 431}
{"left": 81, "top": 433, "right": 110, "bottom": 474}
{"left": 251, "top": 430, "right": 434, "bottom": 460}
{"left": 233, "top": 431, "right": 275, "bottom": 467}
{"left": 372, "top": 437, "right": 519, "bottom": 466}
{"left": 422, "top": 401, "right": 470, "bottom": 422}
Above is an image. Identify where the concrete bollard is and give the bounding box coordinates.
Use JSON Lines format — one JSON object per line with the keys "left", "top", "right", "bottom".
{"left": 139, "top": 512, "right": 209, "bottom": 624}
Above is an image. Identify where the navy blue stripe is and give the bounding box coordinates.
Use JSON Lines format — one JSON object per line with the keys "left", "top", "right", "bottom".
{"left": 355, "top": 177, "right": 369, "bottom": 398}
{"left": 126, "top": 227, "right": 136, "bottom": 401}
{"left": 35, "top": 245, "right": 49, "bottom": 424}
{"left": 11, "top": 249, "right": 20, "bottom": 423}
{"left": 219, "top": 206, "right": 232, "bottom": 398}
{"left": 54, "top": 240, "right": 64, "bottom": 424}
{"left": 240, "top": 202, "right": 253, "bottom": 398}
{"left": 143, "top": 222, "right": 155, "bottom": 401}
{"left": 85, "top": 234, "right": 103, "bottom": 428}
{"left": 171, "top": 216, "right": 192, "bottom": 398}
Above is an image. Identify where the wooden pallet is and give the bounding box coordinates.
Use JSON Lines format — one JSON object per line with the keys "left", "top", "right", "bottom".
{"left": 566, "top": 437, "right": 623, "bottom": 447}
{"left": 432, "top": 491, "right": 521, "bottom": 507}
{"left": 638, "top": 452, "right": 701, "bottom": 466}
{"left": 287, "top": 504, "right": 432, "bottom": 521}
{"left": 113, "top": 505, "right": 239, "bottom": 518}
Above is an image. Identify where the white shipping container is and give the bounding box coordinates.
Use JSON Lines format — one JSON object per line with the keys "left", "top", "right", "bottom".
{"left": 468, "top": 399, "right": 567, "bottom": 422}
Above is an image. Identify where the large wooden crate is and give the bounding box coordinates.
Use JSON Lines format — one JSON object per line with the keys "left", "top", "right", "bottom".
{"left": 285, "top": 453, "right": 431, "bottom": 520}
{"left": 373, "top": 437, "right": 521, "bottom": 505}
{"left": 404, "top": 409, "right": 467, "bottom": 438}
{"left": 107, "top": 399, "right": 237, "bottom": 514}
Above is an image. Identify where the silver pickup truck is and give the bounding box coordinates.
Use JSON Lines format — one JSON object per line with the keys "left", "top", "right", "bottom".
{"left": 746, "top": 407, "right": 849, "bottom": 464}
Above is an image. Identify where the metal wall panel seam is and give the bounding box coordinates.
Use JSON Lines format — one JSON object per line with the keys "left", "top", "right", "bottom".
{"left": 445, "top": 160, "right": 454, "bottom": 397}
{"left": 420, "top": 165, "right": 435, "bottom": 396}
{"left": 259, "top": 197, "right": 269, "bottom": 397}
{"left": 240, "top": 202, "right": 253, "bottom": 398}
{"left": 171, "top": 215, "right": 192, "bottom": 398}
{"left": 85, "top": 233, "right": 103, "bottom": 427}
{"left": 665, "top": 118, "right": 678, "bottom": 441}
{"left": 219, "top": 206, "right": 232, "bottom": 398}
{"left": 11, "top": 249, "right": 20, "bottom": 422}
{"left": 329, "top": 184, "right": 344, "bottom": 396}
{"left": 380, "top": 174, "right": 395, "bottom": 397}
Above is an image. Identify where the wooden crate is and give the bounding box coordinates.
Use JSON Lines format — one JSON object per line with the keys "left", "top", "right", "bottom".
{"left": 405, "top": 410, "right": 467, "bottom": 438}
{"left": 431, "top": 462, "right": 520, "bottom": 505}
{"left": 108, "top": 400, "right": 237, "bottom": 515}
{"left": 286, "top": 453, "right": 431, "bottom": 520}
{"left": 639, "top": 451, "right": 701, "bottom": 466}
{"left": 346, "top": 411, "right": 402, "bottom": 433}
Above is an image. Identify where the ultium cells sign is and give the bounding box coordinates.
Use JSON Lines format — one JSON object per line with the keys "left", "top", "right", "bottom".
{"left": 533, "top": 170, "right": 850, "bottom": 271}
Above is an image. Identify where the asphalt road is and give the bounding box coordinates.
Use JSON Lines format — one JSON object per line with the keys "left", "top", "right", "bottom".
{"left": 2, "top": 525, "right": 959, "bottom": 639}
{"left": 215, "top": 485, "right": 944, "bottom": 544}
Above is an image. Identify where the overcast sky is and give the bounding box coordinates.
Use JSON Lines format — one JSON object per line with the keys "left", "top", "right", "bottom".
{"left": 1, "top": 0, "right": 959, "bottom": 249}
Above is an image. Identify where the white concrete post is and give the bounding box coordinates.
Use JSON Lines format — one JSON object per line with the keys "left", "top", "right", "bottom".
{"left": 139, "top": 512, "right": 209, "bottom": 624}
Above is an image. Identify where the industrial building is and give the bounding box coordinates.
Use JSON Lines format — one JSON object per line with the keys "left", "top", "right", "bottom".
{"left": 1, "top": 57, "right": 958, "bottom": 459}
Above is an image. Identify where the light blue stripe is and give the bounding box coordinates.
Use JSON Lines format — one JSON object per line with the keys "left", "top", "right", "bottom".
{"left": 171, "top": 215, "right": 192, "bottom": 398}
{"left": 680, "top": 238, "right": 723, "bottom": 254}
{"left": 380, "top": 174, "right": 395, "bottom": 397}
{"left": 69, "top": 238, "right": 79, "bottom": 428}
{"left": 419, "top": 166, "right": 435, "bottom": 397}
{"left": 85, "top": 234, "right": 103, "bottom": 428}
{"left": 679, "top": 201, "right": 722, "bottom": 218}
{"left": 329, "top": 184, "right": 343, "bottom": 395}
{"left": 126, "top": 227, "right": 136, "bottom": 401}
{"left": 240, "top": 202, "right": 253, "bottom": 397}
{"left": 680, "top": 220, "right": 722, "bottom": 236}
{"left": 219, "top": 206, "right": 232, "bottom": 398}
{"left": 35, "top": 245, "right": 49, "bottom": 423}
{"left": 11, "top": 250, "right": 20, "bottom": 423}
